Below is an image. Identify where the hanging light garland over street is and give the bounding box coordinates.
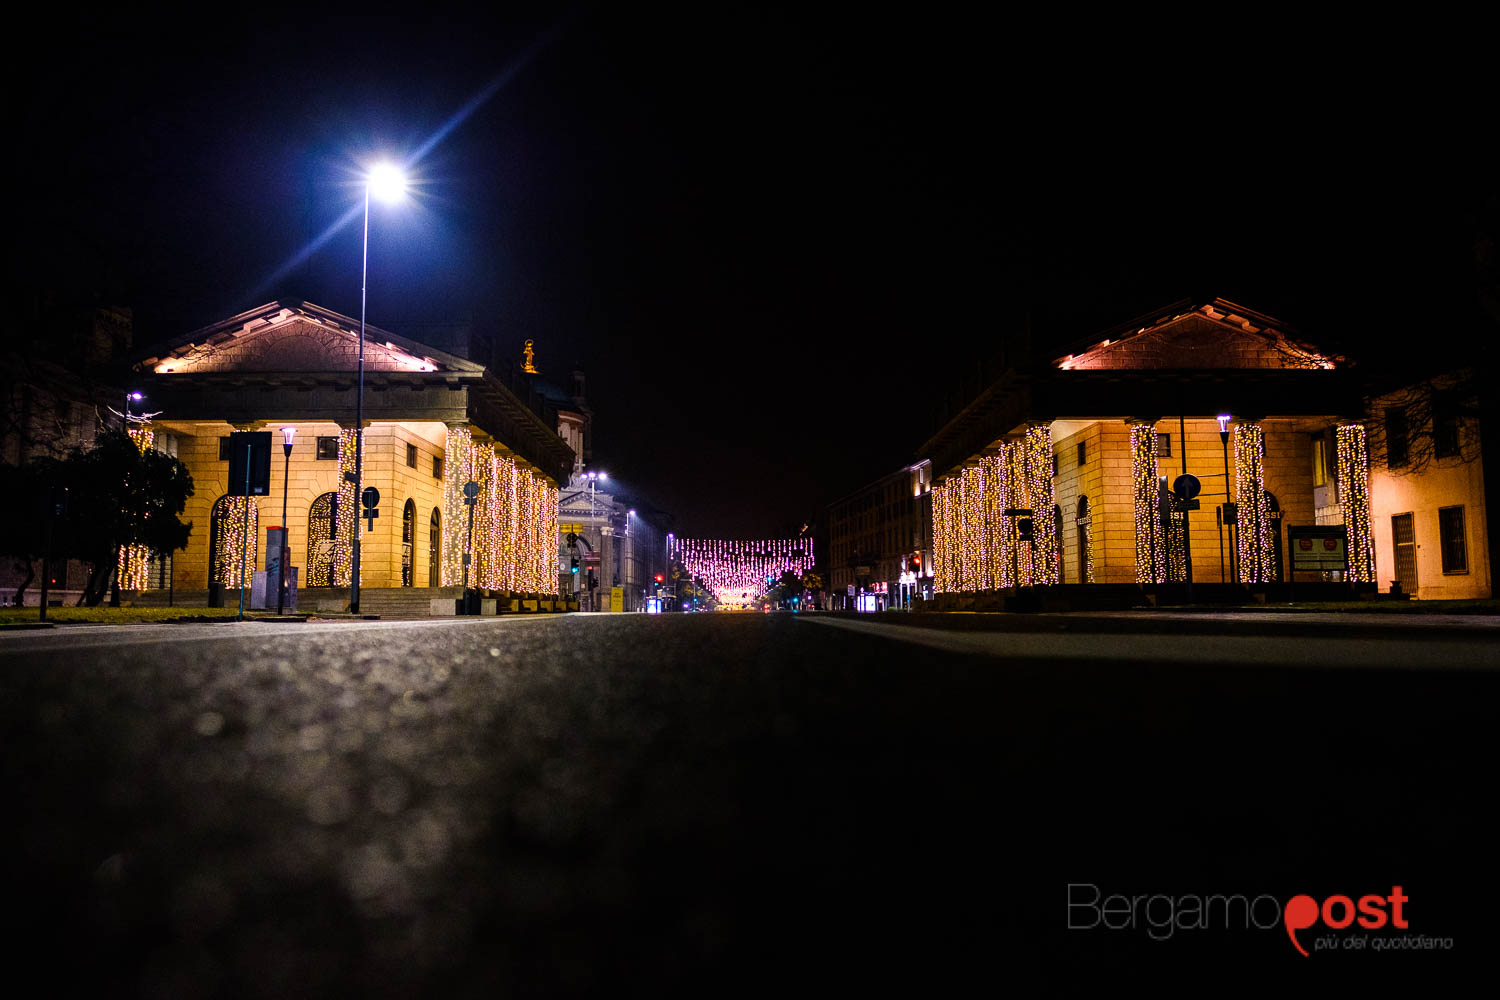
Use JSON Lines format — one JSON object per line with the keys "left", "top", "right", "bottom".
{"left": 670, "top": 537, "right": 814, "bottom": 606}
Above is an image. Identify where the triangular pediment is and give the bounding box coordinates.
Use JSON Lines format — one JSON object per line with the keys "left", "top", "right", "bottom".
{"left": 1055, "top": 300, "right": 1337, "bottom": 372}
{"left": 139, "top": 301, "right": 484, "bottom": 376}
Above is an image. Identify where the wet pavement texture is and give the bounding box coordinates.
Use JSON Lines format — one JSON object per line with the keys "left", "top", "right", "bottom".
{"left": 2, "top": 614, "right": 1496, "bottom": 994}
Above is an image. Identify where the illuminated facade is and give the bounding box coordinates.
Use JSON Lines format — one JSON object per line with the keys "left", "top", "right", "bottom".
{"left": 923, "top": 300, "right": 1384, "bottom": 598}
{"left": 1366, "top": 370, "right": 1492, "bottom": 600}
{"left": 826, "top": 461, "right": 933, "bottom": 609}
{"left": 133, "top": 301, "right": 573, "bottom": 607}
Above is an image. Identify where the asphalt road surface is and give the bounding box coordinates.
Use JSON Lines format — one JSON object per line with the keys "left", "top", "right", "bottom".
{"left": 3, "top": 613, "right": 1496, "bottom": 995}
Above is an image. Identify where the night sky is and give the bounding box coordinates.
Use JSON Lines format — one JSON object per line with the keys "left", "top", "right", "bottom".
{"left": 20, "top": 7, "right": 1493, "bottom": 537}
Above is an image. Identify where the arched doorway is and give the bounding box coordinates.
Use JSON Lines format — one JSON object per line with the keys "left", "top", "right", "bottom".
{"left": 401, "top": 499, "right": 415, "bottom": 587}
{"left": 428, "top": 508, "right": 441, "bottom": 587}
{"left": 1266, "top": 491, "right": 1284, "bottom": 583}
{"left": 208, "top": 494, "right": 258, "bottom": 588}
{"left": 307, "top": 492, "right": 339, "bottom": 587}
{"left": 1076, "top": 495, "right": 1092, "bottom": 584}
{"left": 1053, "top": 504, "right": 1064, "bottom": 583}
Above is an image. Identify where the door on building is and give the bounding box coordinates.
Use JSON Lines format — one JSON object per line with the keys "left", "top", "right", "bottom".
{"left": 1392, "top": 512, "right": 1418, "bottom": 593}
{"left": 1266, "top": 492, "right": 1284, "bottom": 583}
{"left": 308, "top": 492, "right": 338, "bottom": 587}
{"left": 1053, "top": 504, "right": 1064, "bottom": 583}
{"left": 429, "top": 508, "right": 441, "bottom": 587}
{"left": 401, "top": 499, "right": 415, "bottom": 587}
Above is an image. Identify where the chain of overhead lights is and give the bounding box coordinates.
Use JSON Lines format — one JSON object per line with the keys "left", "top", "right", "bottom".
{"left": 670, "top": 537, "right": 814, "bottom": 606}
{"left": 1337, "top": 423, "right": 1376, "bottom": 582}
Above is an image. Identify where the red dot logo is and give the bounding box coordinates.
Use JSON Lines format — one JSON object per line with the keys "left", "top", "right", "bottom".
{"left": 1284, "top": 895, "right": 1319, "bottom": 957}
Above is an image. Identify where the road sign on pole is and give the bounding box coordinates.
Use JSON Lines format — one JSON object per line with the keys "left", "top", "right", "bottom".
{"left": 1172, "top": 474, "right": 1201, "bottom": 501}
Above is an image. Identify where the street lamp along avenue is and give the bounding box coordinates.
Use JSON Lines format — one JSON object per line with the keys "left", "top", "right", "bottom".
{"left": 277, "top": 426, "right": 295, "bottom": 615}
{"left": 350, "top": 162, "right": 407, "bottom": 614}
{"left": 123, "top": 391, "right": 144, "bottom": 430}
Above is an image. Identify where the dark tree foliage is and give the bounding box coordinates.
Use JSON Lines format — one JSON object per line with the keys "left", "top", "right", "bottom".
{"left": 0, "top": 459, "right": 63, "bottom": 605}
{"left": 0, "top": 430, "right": 194, "bottom": 606}
{"left": 1363, "top": 369, "right": 1488, "bottom": 477}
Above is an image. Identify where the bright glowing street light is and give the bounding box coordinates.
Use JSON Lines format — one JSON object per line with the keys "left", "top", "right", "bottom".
{"left": 351, "top": 161, "right": 409, "bottom": 614}
{"left": 367, "top": 162, "right": 407, "bottom": 203}
{"left": 123, "top": 391, "right": 144, "bottom": 430}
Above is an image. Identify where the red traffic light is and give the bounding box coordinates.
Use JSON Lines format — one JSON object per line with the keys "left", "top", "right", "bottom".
{"left": 654, "top": 573, "right": 665, "bottom": 584}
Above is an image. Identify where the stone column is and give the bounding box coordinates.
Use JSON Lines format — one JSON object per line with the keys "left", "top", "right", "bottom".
{"left": 1025, "top": 423, "right": 1059, "bottom": 586}
{"left": 1337, "top": 423, "right": 1376, "bottom": 582}
{"left": 334, "top": 426, "right": 359, "bottom": 587}
{"left": 1233, "top": 421, "right": 1275, "bottom": 583}
{"left": 1129, "top": 420, "right": 1165, "bottom": 584}
{"left": 440, "top": 423, "right": 473, "bottom": 588}
{"left": 932, "top": 479, "right": 951, "bottom": 593}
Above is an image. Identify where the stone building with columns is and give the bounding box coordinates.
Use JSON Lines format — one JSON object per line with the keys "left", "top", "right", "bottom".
{"left": 131, "top": 300, "right": 572, "bottom": 609}
{"left": 922, "top": 299, "right": 1382, "bottom": 602}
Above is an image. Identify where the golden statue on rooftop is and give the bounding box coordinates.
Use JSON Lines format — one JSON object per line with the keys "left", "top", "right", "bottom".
{"left": 522, "top": 339, "right": 539, "bottom": 374}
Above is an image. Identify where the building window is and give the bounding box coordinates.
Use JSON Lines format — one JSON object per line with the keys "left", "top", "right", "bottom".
{"left": 1156, "top": 433, "right": 1171, "bottom": 457}
{"left": 433, "top": 455, "right": 444, "bottom": 479}
{"left": 406, "top": 442, "right": 418, "bottom": 468}
{"left": 1439, "top": 506, "right": 1468, "bottom": 574}
{"left": 1076, "top": 441, "right": 1087, "bottom": 466}
{"left": 1385, "top": 407, "right": 1409, "bottom": 468}
{"left": 1434, "top": 397, "right": 1460, "bottom": 459}
{"left": 1311, "top": 434, "right": 1329, "bottom": 488}
{"left": 316, "top": 436, "right": 339, "bottom": 460}
{"left": 219, "top": 436, "right": 232, "bottom": 461}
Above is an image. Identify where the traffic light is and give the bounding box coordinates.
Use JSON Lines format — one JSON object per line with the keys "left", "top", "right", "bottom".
{"left": 570, "top": 554, "right": 580, "bottom": 574}
{"left": 1016, "top": 517, "right": 1034, "bottom": 542}
{"left": 654, "top": 573, "right": 664, "bottom": 587}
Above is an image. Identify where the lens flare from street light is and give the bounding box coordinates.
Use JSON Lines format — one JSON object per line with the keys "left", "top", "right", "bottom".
{"left": 129, "top": 392, "right": 143, "bottom": 400}
{"left": 367, "top": 163, "right": 408, "bottom": 203}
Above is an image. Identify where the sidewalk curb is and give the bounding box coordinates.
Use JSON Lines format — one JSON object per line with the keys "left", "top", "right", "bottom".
{"left": 821, "top": 610, "right": 1500, "bottom": 641}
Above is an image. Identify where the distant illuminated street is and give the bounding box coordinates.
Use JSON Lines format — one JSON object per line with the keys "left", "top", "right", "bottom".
{"left": 3, "top": 613, "right": 1497, "bottom": 993}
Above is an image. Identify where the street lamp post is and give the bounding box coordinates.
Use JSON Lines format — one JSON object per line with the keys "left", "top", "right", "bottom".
{"left": 350, "top": 163, "right": 406, "bottom": 615}
{"left": 278, "top": 426, "right": 295, "bottom": 615}
{"left": 584, "top": 470, "right": 606, "bottom": 610}
{"left": 123, "top": 391, "right": 143, "bottom": 431}
{"left": 1218, "top": 414, "right": 1237, "bottom": 584}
